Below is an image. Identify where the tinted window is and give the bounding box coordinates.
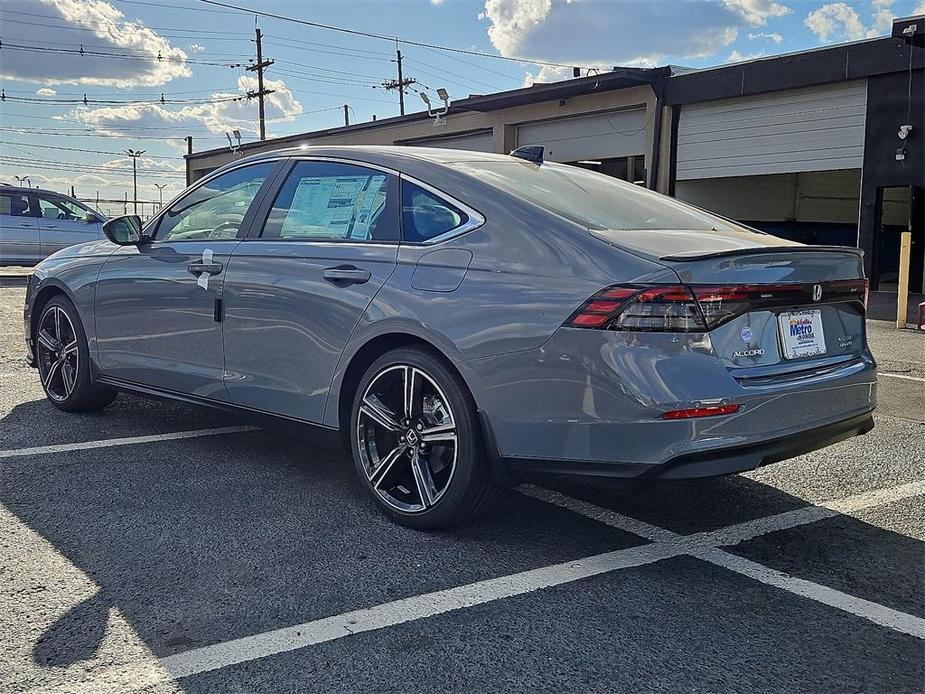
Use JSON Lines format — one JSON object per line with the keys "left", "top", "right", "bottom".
{"left": 156, "top": 163, "right": 274, "bottom": 241}
{"left": 401, "top": 182, "right": 468, "bottom": 243}
{"left": 0, "top": 193, "right": 33, "bottom": 217}
{"left": 458, "top": 160, "right": 745, "bottom": 232}
{"left": 37, "top": 195, "right": 87, "bottom": 221}
{"left": 262, "top": 161, "right": 397, "bottom": 242}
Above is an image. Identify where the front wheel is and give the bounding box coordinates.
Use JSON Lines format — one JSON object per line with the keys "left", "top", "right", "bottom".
{"left": 35, "top": 296, "right": 117, "bottom": 412}
{"left": 350, "top": 346, "right": 498, "bottom": 529}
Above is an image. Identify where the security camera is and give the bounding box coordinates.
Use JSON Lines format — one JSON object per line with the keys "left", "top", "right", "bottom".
{"left": 436, "top": 88, "right": 449, "bottom": 102}
{"left": 898, "top": 124, "right": 913, "bottom": 140}
{"left": 419, "top": 92, "right": 431, "bottom": 106}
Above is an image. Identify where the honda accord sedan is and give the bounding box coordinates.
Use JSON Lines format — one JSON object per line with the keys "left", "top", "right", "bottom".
{"left": 23, "top": 145, "right": 876, "bottom": 528}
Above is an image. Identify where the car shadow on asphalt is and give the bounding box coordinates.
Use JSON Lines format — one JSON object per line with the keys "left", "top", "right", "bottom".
{"left": 1, "top": 394, "right": 922, "bottom": 678}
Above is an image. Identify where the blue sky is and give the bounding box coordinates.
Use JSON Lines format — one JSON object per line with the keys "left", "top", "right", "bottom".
{"left": 1, "top": 0, "right": 923, "bottom": 210}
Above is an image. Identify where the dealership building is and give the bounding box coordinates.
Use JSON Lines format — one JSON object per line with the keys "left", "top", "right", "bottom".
{"left": 187, "top": 15, "right": 924, "bottom": 294}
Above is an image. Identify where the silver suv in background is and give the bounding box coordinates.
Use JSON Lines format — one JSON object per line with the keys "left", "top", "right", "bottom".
{"left": 0, "top": 186, "right": 106, "bottom": 266}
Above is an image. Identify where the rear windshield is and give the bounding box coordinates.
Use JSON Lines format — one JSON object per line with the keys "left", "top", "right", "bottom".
{"left": 457, "top": 160, "right": 746, "bottom": 232}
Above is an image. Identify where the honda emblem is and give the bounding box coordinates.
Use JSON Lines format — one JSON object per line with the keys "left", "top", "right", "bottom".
{"left": 812, "top": 284, "right": 823, "bottom": 301}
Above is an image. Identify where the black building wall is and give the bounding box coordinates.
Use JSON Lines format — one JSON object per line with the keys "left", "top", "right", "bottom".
{"left": 858, "top": 44, "right": 924, "bottom": 290}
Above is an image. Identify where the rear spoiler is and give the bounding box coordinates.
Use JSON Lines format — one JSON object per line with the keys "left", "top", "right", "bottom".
{"left": 659, "top": 245, "right": 865, "bottom": 262}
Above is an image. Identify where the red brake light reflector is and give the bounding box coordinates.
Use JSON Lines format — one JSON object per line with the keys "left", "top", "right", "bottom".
{"left": 661, "top": 404, "right": 741, "bottom": 420}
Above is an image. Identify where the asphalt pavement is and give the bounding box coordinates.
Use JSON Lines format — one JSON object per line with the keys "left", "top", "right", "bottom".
{"left": 0, "top": 283, "right": 922, "bottom": 694}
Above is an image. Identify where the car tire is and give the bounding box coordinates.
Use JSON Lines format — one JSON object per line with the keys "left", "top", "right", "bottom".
{"left": 350, "top": 346, "right": 499, "bottom": 529}
{"left": 35, "top": 295, "right": 117, "bottom": 413}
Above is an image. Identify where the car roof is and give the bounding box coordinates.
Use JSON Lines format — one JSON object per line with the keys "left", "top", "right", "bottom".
{"left": 0, "top": 185, "right": 73, "bottom": 197}
{"left": 214, "top": 144, "right": 517, "bottom": 176}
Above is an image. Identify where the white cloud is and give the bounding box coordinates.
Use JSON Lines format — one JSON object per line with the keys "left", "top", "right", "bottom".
{"left": 431, "top": 0, "right": 445, "bottom": 4}
{"left": 804, "top": 1, "right": 897, "bottom": 42}
{"left": 748, "top": 31, "right": 784, "bottom": 42}
{"left": 727, "top": 49, "right": 766, "bottom": 62}
{"left": 0, "top": 0, "right": 190, "bottom": 87}
{"left": 66, "top": 76, "right": 303, "bottom": 138}
{"left": 480, "top": 0, "right": 747, "bottom": 67}
{"left": 189, "top": 43, "right": 206, "bottom": 53}
{"left": 724, "top": 0, "right": 791, "bottom": 26}
{"left": 36, "top": 88, "right": 58, "bottom": 96}
{"left": 915, "top": 1, "right": 925, "bottom": 14}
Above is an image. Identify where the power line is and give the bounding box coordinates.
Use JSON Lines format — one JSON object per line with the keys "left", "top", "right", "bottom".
{"left": 0, "top": 92, "right": 250, "bottom": 106}
{"left": 198, "top": 0, "right": 585, "bottom": 69}
{"left": 0, "top": 141, "right": 183, "bottom": 160}
{"left": 0, "top": 42, "right": 243, "bottom": 68}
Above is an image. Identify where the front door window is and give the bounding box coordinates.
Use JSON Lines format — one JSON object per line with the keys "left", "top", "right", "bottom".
{"left": 156, "top": 163, "right": 275, "bottom": 242}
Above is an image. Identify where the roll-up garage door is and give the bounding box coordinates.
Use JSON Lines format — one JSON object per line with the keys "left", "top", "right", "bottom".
{"left": 676, "top": 81, "right": 867, "bottom": 180}
{"left": 404, "top": 129, "right": 494, "bottom": 152}
{"left": 515, "top": 109, "right": 646, "bottom": 162}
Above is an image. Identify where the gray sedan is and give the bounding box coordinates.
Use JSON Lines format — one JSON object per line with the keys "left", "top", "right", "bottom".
{"left": 22, "top": 146, "right": 876, "bottom": 528}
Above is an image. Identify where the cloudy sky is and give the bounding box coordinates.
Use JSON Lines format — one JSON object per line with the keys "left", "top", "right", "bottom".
{"left": 1, "top": 0, "right": 922, "bottom": 211}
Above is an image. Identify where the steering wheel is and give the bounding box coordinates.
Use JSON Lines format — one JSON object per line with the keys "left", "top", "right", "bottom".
{"left": 207, "top": 220, "right": 240, "bottom": 238}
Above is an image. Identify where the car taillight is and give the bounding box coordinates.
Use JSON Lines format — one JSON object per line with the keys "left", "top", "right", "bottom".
{"left": 566, "top": 285, "right": 706, "bottom": 332}
{"left": 565, "top": 278, "right": 868, "bottom": 332}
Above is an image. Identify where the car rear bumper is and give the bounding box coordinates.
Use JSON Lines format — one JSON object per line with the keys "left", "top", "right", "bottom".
{"left": 505, "top": 410, "right": 875, "bottom": 481}
{"left": 463, "top": 325, "right": 877, "bottom": 480}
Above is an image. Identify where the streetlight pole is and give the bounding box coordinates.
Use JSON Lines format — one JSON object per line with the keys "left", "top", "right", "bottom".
{"left": 153, "top": 183, "right": 168, "bottom": 211}
{"left": 125, "top": 149, "right": 145, "bottom": 215}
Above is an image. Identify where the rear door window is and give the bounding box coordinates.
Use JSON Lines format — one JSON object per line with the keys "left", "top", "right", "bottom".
{"left": 401, "top": 181, "right": 469, "bottom": 243}
{"left": 261, "top": 161, "right": 398, "bottom": 242}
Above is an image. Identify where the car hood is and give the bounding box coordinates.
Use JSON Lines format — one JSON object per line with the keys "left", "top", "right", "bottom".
{"left": 41, "top": 238, "right": 116, "bottom": 263}
{"left": 589, "top": 227, "right": 800, "bottom": 262}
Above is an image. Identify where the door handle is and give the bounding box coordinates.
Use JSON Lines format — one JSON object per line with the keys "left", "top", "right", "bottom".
{"left": 19, "top": 223, "right": 35, "bottom": 227}
{"left": 44, "top": 224, "right": 58, "bottom": 229}
{"left": 323, "top": 266, "right": 371, "bottom": 285}
{"left": 188, "top": 261, "right": 223, "bottom": 276}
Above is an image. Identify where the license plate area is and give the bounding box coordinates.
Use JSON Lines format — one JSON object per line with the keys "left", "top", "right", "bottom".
{"left": 778, "top": 309, "right": 826, "bottom": 360}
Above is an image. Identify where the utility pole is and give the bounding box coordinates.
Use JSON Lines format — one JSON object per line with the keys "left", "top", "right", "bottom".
{"left": 125, "top": 149, "right": 144, "bottom": 215}
{"left": 343, "top": 104, "right": 349, "bottom": 126}
{"left": 381, "top": 42, "right": 416, "bottom": 116}
{"left": 246, "top": 25, "right": 275, "bottom": 140}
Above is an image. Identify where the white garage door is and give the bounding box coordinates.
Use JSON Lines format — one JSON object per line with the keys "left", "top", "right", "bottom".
{"left": 405, "top": 129, "right": 494, "bottom": 152}
{"left": 676, "top": 81, "right": 868, "bottom": 180}
{"left": 516, "top": 109, "right": 646, "bottom": 162}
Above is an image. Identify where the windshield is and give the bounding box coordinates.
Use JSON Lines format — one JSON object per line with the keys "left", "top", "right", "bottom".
{"left": 458, "top": 160, "right": 748, "bottom": 233}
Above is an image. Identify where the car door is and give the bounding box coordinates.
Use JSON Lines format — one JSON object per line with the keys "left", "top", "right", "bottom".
{"left": 222, "top": 158, "right": 400, "bottom": 423}
{"left": 36, "top": 194, "right": 101, "bottom": 257}
{"left": 94, "top": 160, "right": 282, "bottom": 398}
{"left": 0, "top": 191, "right": 41, "bottom": 265}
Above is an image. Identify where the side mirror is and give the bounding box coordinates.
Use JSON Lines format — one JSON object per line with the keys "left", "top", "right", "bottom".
{"left": 102, "top": 215, "right": 145, "bottom": 245}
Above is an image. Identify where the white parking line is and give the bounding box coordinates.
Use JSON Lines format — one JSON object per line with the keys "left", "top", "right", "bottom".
{"left": 879, "top": 372, "right": 925, "bottom": 383}
{"left": 158, "top": 478, "right": 925, "bottom": 680}
{"left": 521, "top": 482, "right": 925, "bottom": 639}
{"left": 0, "top": 426, "right": 258, "bottom": 459}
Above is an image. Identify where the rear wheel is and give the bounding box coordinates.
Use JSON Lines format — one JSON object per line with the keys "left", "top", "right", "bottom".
{"left": 35, "top": 296, "right": 116, "bottom": 412}
{"left": 350, "top": 346, "right": 498, "bottom": 529}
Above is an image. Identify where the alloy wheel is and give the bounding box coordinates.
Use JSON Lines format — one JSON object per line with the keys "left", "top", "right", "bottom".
{"left": 36, "top": 305, "right": 79, "bottom": 402}
{"left": 356, "top": 364, "right": 458, "bottom": 513}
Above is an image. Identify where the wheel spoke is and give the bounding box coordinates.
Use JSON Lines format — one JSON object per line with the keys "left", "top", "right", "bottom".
{"left": 420, "top": 422, "right": 456, "bottom": 444}
{"left": 403, "top": 366, "right": 421, "bottom": 420}
{"left": 62, "top": 339, "right": 78, "bottom": 356}
{"left": 37, "top": 329, "right": 59, "bottom": 352}
{"left": 53, "top": 307, "right": 62, "bottom": 342}
{"left": 43, "top": 360, "right": 60, "bottom": 390}
{"left": 369, "top": 444, "right": 406, "bottom": 487}
{"left": 61, "top": 361, "right": 76, "bottom": 395}
{"left": 410, "top": 451, "right": 438, "bottom": 507}
{"left": 360, "top": 395, "right": 401, "bottom": 432}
